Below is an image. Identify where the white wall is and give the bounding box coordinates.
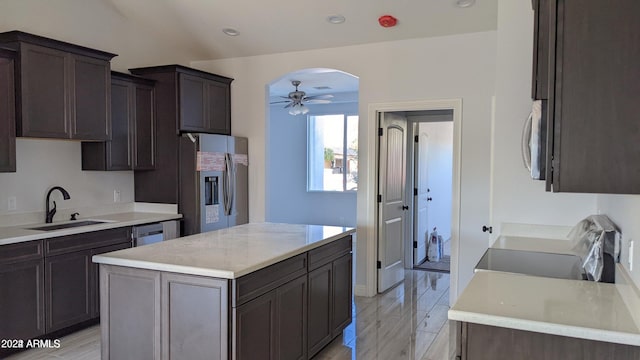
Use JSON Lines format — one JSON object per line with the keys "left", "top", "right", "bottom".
{"left": 419, "top": 121, "right": 453, "bottom": 241}
{"left": 0, "top": 139, "right": 134, "bottom": 220}
{"left": 491, "top": 1, "right": 597, "bottom": 237}
{"left": 193, "top": 31, "right": 497, "bottom": 296}
{"left": 266, "top": 102, "right": 358, "bottom": 227}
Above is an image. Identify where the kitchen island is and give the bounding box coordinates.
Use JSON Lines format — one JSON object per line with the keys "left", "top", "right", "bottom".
{"left": 93, "top": 222, "right": 355, "bottom": 360}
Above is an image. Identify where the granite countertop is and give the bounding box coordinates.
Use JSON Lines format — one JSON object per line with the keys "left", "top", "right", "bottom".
{"left": 0, "top": 212, "right": 182, "bottom": 246}
{"left": 449, "top": 232, "right": 640, "bottom": 346}
{"left": 93, "top": 222, "right": 355, "bottom": 279}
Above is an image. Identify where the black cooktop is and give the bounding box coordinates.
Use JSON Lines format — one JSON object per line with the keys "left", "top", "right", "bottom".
{"left": 475, "top": 248, "right": 586, "bottom": 280}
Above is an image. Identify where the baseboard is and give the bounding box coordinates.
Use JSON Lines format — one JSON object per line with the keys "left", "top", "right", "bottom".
{"left": 354, "top": 284, "right": 369, "bottom": 297}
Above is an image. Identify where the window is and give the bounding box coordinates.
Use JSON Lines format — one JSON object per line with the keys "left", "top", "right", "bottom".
{"left": 308, "top": 114, "right": 358, "bottom": 192}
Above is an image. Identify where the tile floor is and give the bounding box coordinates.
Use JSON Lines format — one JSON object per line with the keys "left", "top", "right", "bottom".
{"left": 6, "top": 270, "right": 450, "bottom": 360}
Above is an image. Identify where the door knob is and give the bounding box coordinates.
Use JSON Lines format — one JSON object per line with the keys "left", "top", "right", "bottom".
{"left": 402, "top": 205, "right": 409, "bottom": 210}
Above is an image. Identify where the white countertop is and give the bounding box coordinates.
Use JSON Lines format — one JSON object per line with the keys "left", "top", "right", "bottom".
{"left": 449, "top": 270, "right": 640, "bottom": 345}
{"left": 0, "top": 212, "right": 182, "bottom": 246}
{"left": 93, "top": 223, "right": 355, "bottom": 279}
{"left": 450, "top": 232, "right": 640, "bottom": 346}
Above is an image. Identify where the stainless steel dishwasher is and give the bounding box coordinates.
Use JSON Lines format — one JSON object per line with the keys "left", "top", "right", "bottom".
{"left": 132, "top": 220, "right": 179, "bottom": 246}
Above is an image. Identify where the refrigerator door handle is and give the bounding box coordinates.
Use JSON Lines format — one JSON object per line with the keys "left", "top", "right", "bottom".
{"left": 223, "top": 153, "right": 234, "bottom": 216}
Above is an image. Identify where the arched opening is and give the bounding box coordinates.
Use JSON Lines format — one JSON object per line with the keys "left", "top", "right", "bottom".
{"left": 265, "top": 68, "right": 359, "bottom": 227}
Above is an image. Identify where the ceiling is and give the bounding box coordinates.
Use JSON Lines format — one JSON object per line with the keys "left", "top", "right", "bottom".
{"left": 0, "top": 0, "right": 497, "bottom": 97}
{"left": 106, "top": 0, "right": 498, "bottom": 61}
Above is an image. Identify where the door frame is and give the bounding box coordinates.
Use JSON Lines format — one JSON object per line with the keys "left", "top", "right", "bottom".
{"left": 366, "top": 99, "right": 462, "bottom": 304}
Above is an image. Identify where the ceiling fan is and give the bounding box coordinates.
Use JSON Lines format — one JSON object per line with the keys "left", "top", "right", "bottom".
{"left": 271, "top": 80, "right": 334, "bottom": 115}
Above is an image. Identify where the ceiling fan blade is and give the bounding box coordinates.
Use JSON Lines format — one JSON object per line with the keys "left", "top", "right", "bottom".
{"left": 283, "top": 103, "right": 294, "bottom": 109}
{"left": 304, "top": 94, "right": 334, "bottom": 100}
{"left": 304, "top": 99, "right": 332, "bottom": 104}
{"left": 270, "top": 100, "right": 291, "bottom": 104}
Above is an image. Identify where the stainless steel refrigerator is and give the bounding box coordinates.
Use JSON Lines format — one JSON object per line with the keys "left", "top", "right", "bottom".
{"left": 179, "top": 133, "right": 248, "bottom": 235}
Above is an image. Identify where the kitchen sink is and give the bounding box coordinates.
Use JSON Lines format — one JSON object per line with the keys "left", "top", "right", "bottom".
{"left": 26, "top": 220, "right": 110, "bottom": 231}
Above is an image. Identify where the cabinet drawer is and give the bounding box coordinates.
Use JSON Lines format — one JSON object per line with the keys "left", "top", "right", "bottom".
{"left": 45, "top": 227, "right": 131, "bottom": 256}
{"left": 308, "top": 236, "right": 352, "bottom": 271}
{"left": 0, "top": 240, "right": 43, "bottom": 264}
{"left": 232, "top": 253, "right": 307, "bottom": 307}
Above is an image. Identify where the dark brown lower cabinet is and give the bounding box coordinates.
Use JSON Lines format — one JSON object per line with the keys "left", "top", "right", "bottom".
{"left": 307, "top": 239, "right": 353, "bottom": 359}
{"left": 0, "top": 227, "right": 132, "bottom": 358}
{"left": 308, "top": 263, "right": 333, "bottom": 357}
{"left": 331, "top": 253, "right": 353, "bottom": 337}
{"left": 0, "top": 258, "right": 45, "bottom": 340}
{"left": 45, "top": 250, "right": 93, "bottom": 332}
{"left": 235, "top": 274, "right": 308, "bottom": 360}
{"left": 0, "top": 240, "right": 45, "bottom": 358}
{"left": 235, "top": 287, "right": 278, "bottom": 360}
{"left": 455, "top": 322, "right": 640, "bottom": 360}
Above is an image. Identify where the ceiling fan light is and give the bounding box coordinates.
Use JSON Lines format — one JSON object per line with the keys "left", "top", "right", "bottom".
{"left": 288, "top": 102, "right": 309, "bottom": 116}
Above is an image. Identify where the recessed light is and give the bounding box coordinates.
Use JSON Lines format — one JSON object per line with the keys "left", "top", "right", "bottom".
{"left": 222, "top": 28, "right": 240, "bottom": 36}
{"left": 455, "top": 0, "right": 475, "bottom": 8}
{"left": 327, "top": 15, "right": 346, "bottom": 24}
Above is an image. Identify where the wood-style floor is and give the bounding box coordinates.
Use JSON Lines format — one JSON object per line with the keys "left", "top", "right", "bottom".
{"left": 6, "top": 270, "right": 450, "bottom": 360}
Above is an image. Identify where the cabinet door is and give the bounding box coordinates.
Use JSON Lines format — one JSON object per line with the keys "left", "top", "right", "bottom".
{"left": 100, "top": 265, "right": 161, "bottom": 360}
{"left": 72, "top": 54, "right": 110, "bottom": 140}
{"left": 234, "top": 290, "right": 277, "bottom": 360}
{"left": 19, "top": 43, "right": 69, "bottom": 138}
{"left": 276, "top": 275, "right": 307, "bottom": 360}
{"left": 0, "top": 52, "right": 15, "bottom": 172}
{"left": 206, "top": 80, "right": 231, "bottom": 135}
{"left": 108, "top": 79, "right": 133, "bottom": 169}
{"left": 133, "top": 84, "right": 155, "bottom": 170}
{"left": 0, "top": 259, "right": 45, "bottom": 341}
{"left": 307, "top": 262, "right": 333, "bottom": 358}
{"left": 161, "top": 273, "right": 228, "bottom": 360}
{"left": 45, "top": 250, "right": 92, "bottom": 332}
{"left": 549, "top": 0, "right": 640, "bottom": 193}
{"left": 91, "top": 241, "right": 132, "bottom": 319}
{"left": 179, "top": 73, "right": 207, "bottom": 132}
{"left": 331, "top": 253, "right": 352, "bottom": 337}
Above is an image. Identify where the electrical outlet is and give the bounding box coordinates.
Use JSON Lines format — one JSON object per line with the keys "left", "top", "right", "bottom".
{"left": 629, "top": 240, "right": 634, "bottom": 271}
{"left": 7, "top": 196, "right": 16, "bottom": 211}
{"left": 113, "top": 190, "right": 121, "bottom": 203}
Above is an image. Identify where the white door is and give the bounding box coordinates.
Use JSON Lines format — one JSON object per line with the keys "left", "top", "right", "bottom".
{"left": 377, "top": 112, "right": 408, "bottom": 292}
{"left": 414, "top": 130, "right": 429, "bottom": 265}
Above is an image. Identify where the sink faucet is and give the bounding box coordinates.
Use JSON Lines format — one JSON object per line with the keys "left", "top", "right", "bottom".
{"left": 45, "top": 186, "right": 71, "bottom": 223}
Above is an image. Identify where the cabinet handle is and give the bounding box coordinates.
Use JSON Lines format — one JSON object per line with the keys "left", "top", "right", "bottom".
{"left": 402, "top": 205, "right": 409, "bottom": 210}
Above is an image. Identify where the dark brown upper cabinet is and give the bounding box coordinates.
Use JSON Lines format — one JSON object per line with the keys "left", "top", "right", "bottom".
{"left": 535, "top": 1, "right": 640, "bottom": 194}
{"left": 0, "top": 31, "right": 116, "bottom": 141}
{"left": 129, "top": 65, "right": 232, "bottom": 135}
{"left": 82, "top": 72, "right": 156, "bottom": 171}
{"left": 0, "top": 48, "right": 16, "bottom": 172}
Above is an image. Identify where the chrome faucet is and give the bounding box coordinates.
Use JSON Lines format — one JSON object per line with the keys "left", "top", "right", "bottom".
{"left": 45, "top": 186, "right": 71, "bottom": 223}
